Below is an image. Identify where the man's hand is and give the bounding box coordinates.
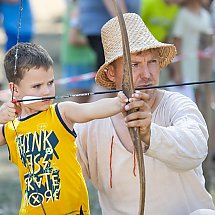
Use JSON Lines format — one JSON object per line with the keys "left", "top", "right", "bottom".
{"left": 124, "top": 91, "right": 152, "bottom": 146}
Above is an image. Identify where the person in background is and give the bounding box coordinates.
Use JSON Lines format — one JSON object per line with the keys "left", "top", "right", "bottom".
{"left": 171, "top": 0, "right": 212, "bottom": 103}
{"left": 201, "top": 0, "right": 214, "bottom": 10}
{"left": 0, "top": 0, "right": 33, "bottom": 99}
{"left": 209, "top": 0, "right": 215, "bottom": 163}
{"left": 61, "top": 0, "right": 96, "bottom": 103}
{"left": 140, "top": 0, "right": 187, "bottom": 96}
{"left": 0, "top": 0, "right": 33, "bottom": 51}
{"left": 211, "top": 0, "right": 215, "bottom": 79}
{"left": 166, "top": 63, "right": 196, "bottom": 102}
{"left": 75, "top": 13, "right": 215, "bottom": 215}
{"left": 140, "top": 0, "right": 184, "bottom": 43}
{"left": 78, "top": 0, "right": 140, "bottom": 101}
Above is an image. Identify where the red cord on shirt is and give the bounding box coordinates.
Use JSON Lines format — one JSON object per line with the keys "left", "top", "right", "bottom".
{"left": 110, "top": 135, "right": 114, "bottom": 188}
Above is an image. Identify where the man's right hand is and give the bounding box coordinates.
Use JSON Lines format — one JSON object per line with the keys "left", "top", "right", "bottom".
{"left": 124, "top": 91, "right": 152, "bottom": 146}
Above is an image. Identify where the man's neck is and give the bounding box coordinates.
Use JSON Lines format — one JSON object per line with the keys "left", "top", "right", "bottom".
{"left": 150, "top": 90, "right": 164, "bottom": 113}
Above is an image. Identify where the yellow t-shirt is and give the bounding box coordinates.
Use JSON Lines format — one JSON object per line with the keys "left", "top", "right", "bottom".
{"left": 3, "top": 104, "right": 90, "bottom": 215}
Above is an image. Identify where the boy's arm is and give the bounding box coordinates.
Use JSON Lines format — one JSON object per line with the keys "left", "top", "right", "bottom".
{"left": 59, "top": 92, "right": 127, "bottom": 124}
{"left": 0, "top": 125, "right": 6, "bottom": 146}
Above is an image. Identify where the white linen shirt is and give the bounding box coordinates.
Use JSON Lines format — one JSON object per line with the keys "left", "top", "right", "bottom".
{"left": 75, "top": 91, "right": 215, "bottom": 215}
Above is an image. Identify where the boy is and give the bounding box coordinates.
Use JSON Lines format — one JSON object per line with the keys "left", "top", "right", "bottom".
{"left": 0, "top": 43, "right": 128, "bottom": 215}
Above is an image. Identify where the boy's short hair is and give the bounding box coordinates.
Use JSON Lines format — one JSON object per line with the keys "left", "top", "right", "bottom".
{"left": 4, "top": 42, "right": 54, "bottom": 84}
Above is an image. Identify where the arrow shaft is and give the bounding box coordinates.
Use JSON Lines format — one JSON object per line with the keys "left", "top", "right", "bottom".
{"left": 15, "top": 79, "right": 215, "bottom": 103}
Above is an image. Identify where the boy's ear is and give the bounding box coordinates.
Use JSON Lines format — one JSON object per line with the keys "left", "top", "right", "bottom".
{"left": 105, "top": 65, "right": 116, "bottom": 82}
{"left": 9, "top": 82, "right": 19, "bottom": 96}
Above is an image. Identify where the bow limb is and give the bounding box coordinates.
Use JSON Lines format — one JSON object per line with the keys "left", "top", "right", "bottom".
{"left": 112, "top": 1, "right": 145, "bottom": 214}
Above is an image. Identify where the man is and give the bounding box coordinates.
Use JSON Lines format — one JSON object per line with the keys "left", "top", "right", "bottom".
{"left": 75, "top": 13, "right": 215, "bottom": 215}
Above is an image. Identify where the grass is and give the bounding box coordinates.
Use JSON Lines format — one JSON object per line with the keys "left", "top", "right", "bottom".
{"left": 87, "top": 181, "right": 102, "bottom": 215}
{"left": 0, "top": 146, "right": 20, "bottom": 215}
{"left": 0, "top": 178, "right": 20, "bottom": 215}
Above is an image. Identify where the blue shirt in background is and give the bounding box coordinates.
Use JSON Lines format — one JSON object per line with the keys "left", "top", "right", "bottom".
{"left": 79, "top": 0, "right": 140, "bottom": 35}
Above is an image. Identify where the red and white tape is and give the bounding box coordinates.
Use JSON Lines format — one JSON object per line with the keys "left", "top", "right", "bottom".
{"left": 0, "top": 46, "right": 214, "bottom": 102}
{"left": 55, "top": 72, "right": 96, "bottom": 85}
{"left": 173, "top": 46, "right": 214, "bottom": 63}
{"left": 0, "top": 72, "right": 96, "bottom": 102}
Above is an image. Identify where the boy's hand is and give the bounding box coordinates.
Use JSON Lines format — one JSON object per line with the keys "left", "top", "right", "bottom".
{"left": 0, "top": 101, "right": 17, "bottom": 124}
{"left": 117, "top": 91, "right": 128, "bottom": 111}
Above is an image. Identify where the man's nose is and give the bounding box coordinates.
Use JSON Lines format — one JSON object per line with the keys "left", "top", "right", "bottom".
{"left": 139, "top": 65, "right": 150, "bottom": 80}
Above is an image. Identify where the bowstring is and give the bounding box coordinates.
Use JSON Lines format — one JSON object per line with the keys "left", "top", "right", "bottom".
{"left": 11, "top": 0, "right": 22, "bottom": 100}
{"left": 11, "top": 0, "right": 46, "bottom": 214}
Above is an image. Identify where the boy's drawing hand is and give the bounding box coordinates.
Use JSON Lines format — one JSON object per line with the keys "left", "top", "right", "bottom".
{"left": 117, "top": 91, "right": 128, "bottom": 111}
{"left": 0, "top": 101, "right": 18, "bottom": 123}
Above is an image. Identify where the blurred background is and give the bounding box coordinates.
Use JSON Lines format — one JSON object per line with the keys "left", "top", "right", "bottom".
{"left": 0, "top": 0, "right": 215, "bottom": 214}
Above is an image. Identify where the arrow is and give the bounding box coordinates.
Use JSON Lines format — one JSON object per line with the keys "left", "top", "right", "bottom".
{"left": 14, "top": 79, "right": 215, "bottom": 104}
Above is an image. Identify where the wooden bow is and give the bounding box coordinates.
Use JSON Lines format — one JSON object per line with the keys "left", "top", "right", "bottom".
{"left": 112, "top": 1, "right": 145, "bottom": 214}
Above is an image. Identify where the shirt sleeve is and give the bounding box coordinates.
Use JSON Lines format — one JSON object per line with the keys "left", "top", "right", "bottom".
{"left": 146, "top": 94, "right": 208, "bottom": 172}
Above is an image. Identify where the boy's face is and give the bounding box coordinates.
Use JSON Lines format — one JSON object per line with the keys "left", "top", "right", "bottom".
{"left": 13, "top": 66, "right": 55, "bottom": 111}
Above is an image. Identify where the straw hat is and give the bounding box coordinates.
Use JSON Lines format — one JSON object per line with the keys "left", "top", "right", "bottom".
{"left": 95, "top": 13, "right": 177, "bottom": 89}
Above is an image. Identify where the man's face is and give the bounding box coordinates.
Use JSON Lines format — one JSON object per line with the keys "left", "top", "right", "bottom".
{"left": 108, "top": 49, "right": 161, "bottom": 93}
